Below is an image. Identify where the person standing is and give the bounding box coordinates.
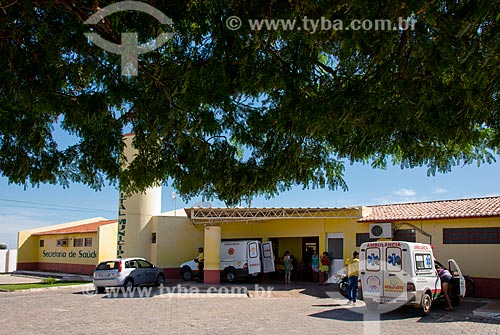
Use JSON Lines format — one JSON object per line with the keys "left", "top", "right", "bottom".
{"left": 195, "top": 247, "right": 204, "bottom": 283}
{"left": 311, "top": 250, "right": 320, "bottom": 283}
{"left": 319, "top": 252, "right": 330, "bottom": 285}
{"left": 283, "top": 251, "right": 292, "bottom": 284}
{"left": 436, "top": 264, "right": 453, "bottom": 311}
{"left": 346, "top": 251, "right": 360, "bottom": 305}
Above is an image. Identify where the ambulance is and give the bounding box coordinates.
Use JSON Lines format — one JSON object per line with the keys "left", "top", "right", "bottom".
{"left": 359, "top": 241, "right": 465, "bottom": 315}
{"left": 180, "top": 240, "right": 275, "bottom": 283}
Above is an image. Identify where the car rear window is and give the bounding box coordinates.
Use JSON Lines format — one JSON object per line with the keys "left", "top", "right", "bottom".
{"left": 96, "top": 261, "right": 119, "bottom": 270}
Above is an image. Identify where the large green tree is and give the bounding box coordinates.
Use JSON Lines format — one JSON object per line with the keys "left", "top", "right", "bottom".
{"left": 0, "top": 1, "right": 499, "bottom": 205}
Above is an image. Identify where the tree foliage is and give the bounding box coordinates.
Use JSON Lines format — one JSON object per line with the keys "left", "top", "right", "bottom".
{"left": 0, "top": 0, "right": 499, "bottom": 205}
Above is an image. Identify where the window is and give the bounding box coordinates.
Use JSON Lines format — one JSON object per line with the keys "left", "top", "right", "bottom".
{"left": 415, "top": 253, "right": 433, "bottom": 270}
{"left": 96, "top": 261, "right": 119, "bottom": 270}
{"left": 84, "top": 237, "right": 92, "bottom": 247}
{"left": 151, "top": 232, "right": 157, "bottom": 244}
{"left": 73, "top": 238, "right": 83, "bottom": 247}
{"left": 39, "top": 240, "right": 44, "bottom": 247}
{"left": 137, "top": 259, "right": 153, "bottom": 268}
{"left": 304, "top": 242, "right": 317, "bottom": 252}
{"left": 248, "top": 242, "right": 259, "bottom": 258}
{"left": 365, "top": 247, "right": 381, "bottom": 271}
{"left": 127, "top": 260, "right": 138, "bottom": 268}
{"left": 262, "top": 243, "right": 272, "bottom": 258}
{"left": 356, "top": 233, "right": 376, "bottom": 247}
{"left": 386, "top": 247, "right": 402, "bottom": 272}
{"left": 443, "top": 227, "right": 500, "bottom": 244}
{"left": 56, "top": 239, "right": 68, "bottom": 247}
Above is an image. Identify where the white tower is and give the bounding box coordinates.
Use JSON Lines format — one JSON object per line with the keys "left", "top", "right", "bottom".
{"left": 117, "top": 134, "right": 162, "bottom": 259}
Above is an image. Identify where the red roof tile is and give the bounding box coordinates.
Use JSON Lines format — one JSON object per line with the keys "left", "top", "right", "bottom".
{"left": 359, "top": 196, "right": 500, "bottom": 222}
{"left": 33, "top": 220, "right": 117, "bottom": 235}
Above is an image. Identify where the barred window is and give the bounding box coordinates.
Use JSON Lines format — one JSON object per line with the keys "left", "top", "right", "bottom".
{"left": 393, "top": 229, "right": 416, "bottom": 242}
{"left": 357, "top": 229, "right": 416, "bottom": 246}
{"left": 84, "top": 238, "right": 92, "bottom": 247}
{"left": 73, "top": 238, "right": 84, "bottom": 247}
{"left": 443, "top": 227, "right": 500, "bottom": 244}
{"left": 39, "top": 240, "right": 44, "bottom": 247}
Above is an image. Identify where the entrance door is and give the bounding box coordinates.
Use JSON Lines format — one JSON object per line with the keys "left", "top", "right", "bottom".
{"left": 261, "top": 242, "right": 275, "bottom": 273}
{"left": 326, "top": 233, "right": 344, "bottom": 283}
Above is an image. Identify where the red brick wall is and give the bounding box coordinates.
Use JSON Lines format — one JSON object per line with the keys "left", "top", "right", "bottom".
{"left": 163, "top": 267, "right": 181, "bottom": 279}
{"left": 471, "top": 277, "right": 500, "bottom": 299}
{"left": 17, "top": 262, "right": 95, "bottom": 275}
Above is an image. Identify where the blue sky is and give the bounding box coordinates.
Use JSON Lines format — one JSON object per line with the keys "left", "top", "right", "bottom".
{"left": 1, "top": 156, "right": 499, "bottom": 249}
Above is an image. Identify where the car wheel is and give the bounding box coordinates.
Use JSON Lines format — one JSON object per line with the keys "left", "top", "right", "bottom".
{"left": 124, "top": 278, "right": 134, "bottom": 290}
{"left": 96, "top": 286, "right": 106, "bottom": 294}
{"left": 155, "top": 273, "right": 165, "bottom": 286}
{"left": 420, "top": 292, "right": 432, "bottom": 316}
{"left": 181, "top": 268, "right": 193, "bottom": 281}
{"left": 225, "top": 269, "right": 237, "bottom": 283}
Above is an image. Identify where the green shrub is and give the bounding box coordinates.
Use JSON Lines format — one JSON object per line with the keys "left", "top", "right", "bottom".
{"left": 43, "top": 277, "right": 57, "bottom": 285}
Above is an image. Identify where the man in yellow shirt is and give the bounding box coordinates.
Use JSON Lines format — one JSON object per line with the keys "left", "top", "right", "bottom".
{"left": 345, "top": 251, "right": 360, "bottom": 305}
{"left": 195, "top": 247, "right": 204, "bottom": 282}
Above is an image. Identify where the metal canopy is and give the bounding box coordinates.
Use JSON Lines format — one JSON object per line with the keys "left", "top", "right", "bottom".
{"left": 186, "top": 207, "right": 361, "bottom": 224}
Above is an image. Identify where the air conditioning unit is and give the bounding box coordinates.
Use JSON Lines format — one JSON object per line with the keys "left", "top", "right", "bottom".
{"left": 369, "top": 223, "right": 393, "bottom": 239}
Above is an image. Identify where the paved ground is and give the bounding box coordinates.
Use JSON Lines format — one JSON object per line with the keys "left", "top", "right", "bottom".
{"left": 1, "top": 278, "right": 499, "bottom": 335}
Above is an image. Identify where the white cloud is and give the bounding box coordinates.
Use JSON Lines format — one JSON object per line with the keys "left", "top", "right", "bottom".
{"left": 433, "top": 188, "right": 448, "bottom": 194}
{"left": 393, "top": 188, "right": 417, "bottom": 197}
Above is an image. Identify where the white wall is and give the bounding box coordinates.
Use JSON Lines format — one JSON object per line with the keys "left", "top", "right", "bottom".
{"left": 0, "top": 249, "right": 17, "bottom": 273}
{"left": 7, "top": 249, "right": 17, "bottom": 272}
{"left": 0, "top": 250, "right": 6, "bottom": 272}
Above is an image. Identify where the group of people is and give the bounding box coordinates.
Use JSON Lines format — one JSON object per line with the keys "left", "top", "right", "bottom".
{"left": 282, "top": 250, "right": 331, "bottom": 285}
{"left": 280, "top": 249, "right": 359, "bottom": 291}
{"left": 310, "top": 250, "right": 332, "bottom": 285}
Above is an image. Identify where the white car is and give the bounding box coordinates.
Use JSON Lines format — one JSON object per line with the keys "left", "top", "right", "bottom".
{"left": 93, "top": 257, "right": 165, "bottom": 293}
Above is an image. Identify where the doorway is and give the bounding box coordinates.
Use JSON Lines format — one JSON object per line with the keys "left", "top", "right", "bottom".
{"left": 326, "top": 233, "right": 344, "bottom": 283}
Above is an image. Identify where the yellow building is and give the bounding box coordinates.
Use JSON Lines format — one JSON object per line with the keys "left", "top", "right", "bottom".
{"left": 17, "top": 195, "right": 500, "bottom": 298}
{"left": 17, "top": 218, "right": 117, "bottom": 275}
{"left": 156, "top": 199, "right": 499, "bottom": 299}
{"left": 359, "top": 197, "right": 500, "bottom": 299}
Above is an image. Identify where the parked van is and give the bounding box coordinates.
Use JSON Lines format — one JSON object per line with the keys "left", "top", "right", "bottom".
{"left": 359, "top": 241, "right": 465, "bottom": 315}
{"left": 180, "top": 240, "right": 275, "bottom": 283}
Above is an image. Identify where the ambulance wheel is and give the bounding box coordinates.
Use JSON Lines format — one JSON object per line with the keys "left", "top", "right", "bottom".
{"left": 420, "top": 292, "right": 432, "bottom": 316}
{"left": 225, "top": 269, "right": 237, "bottom": 283}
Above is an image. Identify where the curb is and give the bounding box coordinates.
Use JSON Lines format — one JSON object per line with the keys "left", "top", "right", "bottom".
{"left": 0, "top": 283, "right": 93, "bottom": 293}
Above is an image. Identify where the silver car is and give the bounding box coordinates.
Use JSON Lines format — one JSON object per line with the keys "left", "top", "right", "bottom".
{"left": 93, "top": 257, "right": 165, "bottom": 293}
